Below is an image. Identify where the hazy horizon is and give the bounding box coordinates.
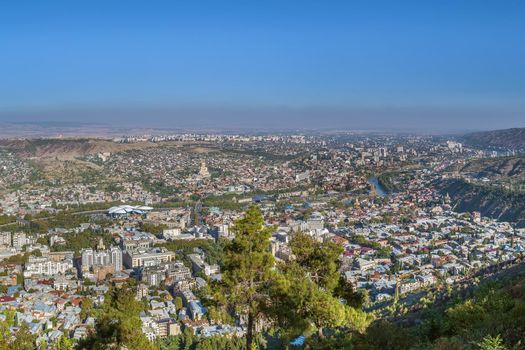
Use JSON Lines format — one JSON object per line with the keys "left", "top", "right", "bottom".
{"left": 1, "top": 1, "right": 524, "bottom": 132}
{"left": 0, "top": 105, "right": 523, "bottom": 134}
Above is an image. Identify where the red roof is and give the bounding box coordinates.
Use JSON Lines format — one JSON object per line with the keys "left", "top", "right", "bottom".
{"left": 0, "top": 296, "right": 16, "bottom": 303}
{"left": 331, "top": 236, "right": 348, "bottom": 245}
{"left": 71, "top": 298, "right": 83, "bottom": 306}
{"left": 49, "top": 290, "right": 64, "bottom": 296}
{"left": 37, "top": 279, "right": 54, "bottom": 285}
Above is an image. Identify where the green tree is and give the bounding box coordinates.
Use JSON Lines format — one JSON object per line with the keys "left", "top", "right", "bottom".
{"left": 272, "top": 262, "right": 372, "bottom": 341}
{"left": 223, "top": 205, "right": 275, "bottom": 350}
{"left": 477, "top": 335, "right": 507, "bottom": 350}
{"left": 56, "top": 335, "right": 74, "bottom": 350}
{"left": 289, "top": 231, "right": 343, "bottom": 292}
{"left": 79, "top": 298, "right": 93, "bottom": 321}
{"left": 174, "top": 296, "right": 183, "bottom": 310}
{"left": 11, "top": 323, "right": 37, "bottom": 350}
{"left": 334, "top": 275, "right": 366, "bottom": 309}
{"left": 78, "top": 283, "right": 154, "bottom": 350}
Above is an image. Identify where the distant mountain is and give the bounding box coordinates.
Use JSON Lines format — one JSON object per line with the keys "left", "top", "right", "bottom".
{"left": 463, "top": 127, "right": 525, "bottom": 150}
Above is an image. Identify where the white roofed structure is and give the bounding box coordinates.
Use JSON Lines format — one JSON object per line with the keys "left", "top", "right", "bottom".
{"left": 108, "top": 205, "right": 153, "bottom": 216}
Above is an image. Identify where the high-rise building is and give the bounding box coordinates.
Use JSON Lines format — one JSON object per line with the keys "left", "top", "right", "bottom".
{"left": 111, "top": 246, "right": 123, "bottom": 271}
{"left": 81, "top": 248, "right": 94, "bottom": 268}
{"left": 81, "top": 246, "right": 123, "bottom": 272}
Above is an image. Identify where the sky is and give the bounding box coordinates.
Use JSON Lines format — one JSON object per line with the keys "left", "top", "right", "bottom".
{"left": 0, "top": 0, "right": 524, "bottom": 132}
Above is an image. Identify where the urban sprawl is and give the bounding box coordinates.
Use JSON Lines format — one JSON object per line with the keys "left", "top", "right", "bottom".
{"left": 0, "top": 133, "right": 523, "bottom": 347}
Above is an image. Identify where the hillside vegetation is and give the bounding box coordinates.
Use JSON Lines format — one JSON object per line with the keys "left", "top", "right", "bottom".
{"left": 435, "top": 178, "right": 525, "bottom": 225}
{"left": 457, "top": 156, "right": 525, "bottom": 179}
{"left": 350, "top": 268, "right": 525, "bottom": 350}
{"left": 463, "top": 128, "right": 525, "bottom": 150}
{"left": 0, "top": 138, "right": 163, "bottom": 159}
{"left": 436, "top": 156, "right": 525, "bottom": 225}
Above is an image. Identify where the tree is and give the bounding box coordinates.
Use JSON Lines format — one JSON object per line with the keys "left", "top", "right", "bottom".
{"left": 289, "top": 231, "right": 343, "bottom": 292}
{"left": 477, "top": 335, "right": 507, "bottom": 350}
{"left": 334, "top": 275, "right": 366, "bottom": 309}
{"left": 174, "top": 296, "right": 183, "bottom": 310}
{"left": 222, "top": 205, "right": 275, "bottom": 350}
{"left": 56, "top": 335, "right": 74, "bottom": 350}
{"left": 79, "top": 298, "right": 93, "bottom": 321}
{"left": 11, "top": 323, "right": 37, "bottom": 350}
{"left": 78, "top": 283, "right": 154, "bottom": 350}
{"left": 271, "top": 262, "right": 372, "bottom": 341}
{"left": 38, "top": 339, "right": 48, "bottom": 350}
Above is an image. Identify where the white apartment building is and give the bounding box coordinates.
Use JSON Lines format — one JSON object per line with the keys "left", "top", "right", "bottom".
{"left": 12, "top": 232, "right": 27, "bottom": 249}
{"left": 24, "top": 256, "right": 74, "bottom": 277}
{"left": 0, "top": 232, "right": 11, "bottom": 247}
{"left": 81, "top": 246, "right": 123, "bottom": 272}
{"left": 124, "top": 248, "right": 175, "bottom": 268}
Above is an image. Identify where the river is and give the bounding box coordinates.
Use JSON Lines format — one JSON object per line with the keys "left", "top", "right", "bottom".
{"left": 368, "top": 176, "right": 388, "bottom": 197}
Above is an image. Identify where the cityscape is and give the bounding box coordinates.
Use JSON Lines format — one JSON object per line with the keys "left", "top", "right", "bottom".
{"left": 1, "top": 1, "right": 525, "bottom": 350}
{"left": 0, "top": 131, "right": 524, "bottom": 349}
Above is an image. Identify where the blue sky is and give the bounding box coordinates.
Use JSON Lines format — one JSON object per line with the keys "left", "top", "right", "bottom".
{"left": 1, "top": 1, "right": 524, "bottom": 131}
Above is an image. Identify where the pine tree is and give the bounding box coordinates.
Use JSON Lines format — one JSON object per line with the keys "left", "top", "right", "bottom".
{"left": 223, "top": 205, "right": 275, "bottom": 350}
{"left": 270, "top": 232, "right": 373, "bottom": 343}
{"left": 288, "top": 231, "right": 343, "bottom": 292}
{"left": 77, "top": 282, "right": 154, "bottom": 350}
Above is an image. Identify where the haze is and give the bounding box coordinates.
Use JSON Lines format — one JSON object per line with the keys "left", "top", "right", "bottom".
{"left": 1, "top": 1, "right": 524, "bottom": 132}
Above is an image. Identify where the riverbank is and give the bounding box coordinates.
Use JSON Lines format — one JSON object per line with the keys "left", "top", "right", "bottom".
{"left": 368, "top": 176, "right": 388, "bottom": 197}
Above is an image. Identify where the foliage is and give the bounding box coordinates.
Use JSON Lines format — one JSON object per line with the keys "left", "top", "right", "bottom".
{"left": 78, "top": 282, "right": 155, "bottom": 350}
{"left": 352, "top": 273, "right": 525, "bottom": 349}
{"left": 334, "top": 275, "right": 368, "bottom": 309}
{"left": 159, "top": 239, "right": 225, "bottom": 266}
{"left": 203, "top": 194, "right": 244, "bottom": 211}
{"left": 270, "top": 236, "right": 373, "bottom": 343}
{"left": 289, "top": 232, "right": 343, "bottom": 292}
{"left": 0, "top": 214, "right": 17, "bottom": 225}
{"left": 477, "top": 335, "right": 507, "bottom": 350}
{"left": 141, "top": 178, "right": 179, "bottom": 198}
{"left": 55, "top": 336, "right": 75, "bottom": 350}
{"left": 52, "top": 229, "right": 113, "bottom": 256}
{"left": 222, "top": 205, "right": 276, "bottom": 350}
{"left": 80, "top": 298, "right": 93, "bottom": 321}
{"left": 0, "top": 322, "right": 37, "bottom": 350}
{"left": 156, "top": 331, "right": 247, "bottom": 350}
{"left": 140, "top": 222, "right": 168, "bottom": 236}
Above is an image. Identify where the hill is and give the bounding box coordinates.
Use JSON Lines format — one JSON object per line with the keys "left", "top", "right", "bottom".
{"left": 463, "top": 127, "right": 525, "bottom": 150}
{"left": 457, "top": 156, "right": 525, "bottom": 179}
{"left": 434, "top": 156, "right": 525, "bottom": 226}
{"left": 0, "top": 138, "right": 162, "bottom": 160}
{"left": 435, "top": 178, "right": 525, "bottom": 225}
{"left": 351, "top": 263, "right": 525, "bottom": 349}
{"left": 0, "top": 138, "right": 180, "bottom": 186}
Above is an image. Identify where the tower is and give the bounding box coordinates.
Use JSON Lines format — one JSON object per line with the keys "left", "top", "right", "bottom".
{"left": 110, "top": 246, "right": 123, "bottom": 272}
{"left": 81, "top": 248, "right": 94, "bottom": 269}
